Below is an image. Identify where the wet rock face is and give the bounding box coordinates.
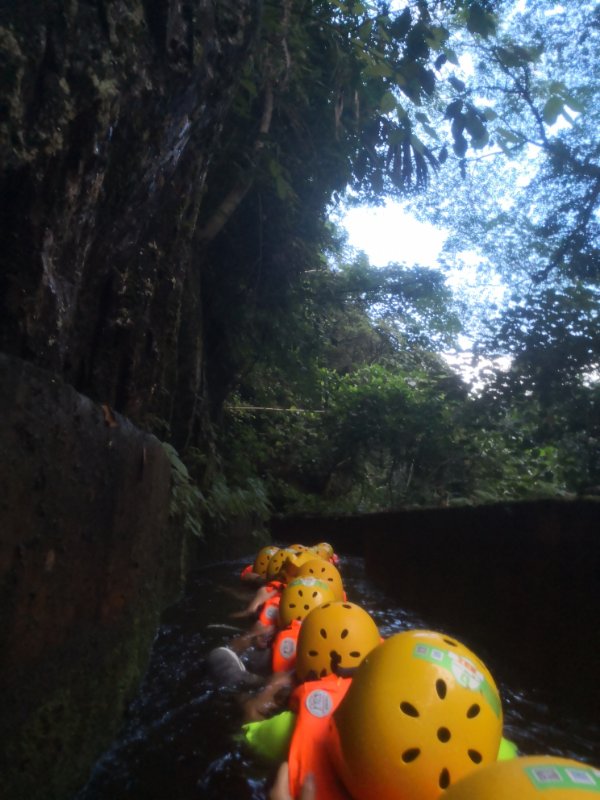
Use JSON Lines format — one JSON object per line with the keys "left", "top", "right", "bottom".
{"left": 0, "top": 354, "right": 184, "bottom": 800}
{"left": 0, "top": 5, "right": 258, "bottom": 797}
{"left": 0, "top": 4, "right": 262, "bottom": 795}
{"left": 0, "top": 0, "right": 255, "bottom": 441}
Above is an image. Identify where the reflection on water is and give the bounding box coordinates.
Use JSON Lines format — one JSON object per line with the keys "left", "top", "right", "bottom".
{"left": 76, "top": 556, "right": 599, "bottom": 800}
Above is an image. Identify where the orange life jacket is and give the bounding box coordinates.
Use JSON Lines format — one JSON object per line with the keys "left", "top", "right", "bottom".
{"left": 258, "top": 592, "right": 281, "bottom": 628}
{"left": 287, "top": 674, "right": 353, "bottom": 800}
{"left": 264, "top": 580, "right": 285, "bottom": 596}
{"left": 271, "top": 619, "right": 302, "bottom": 674}
{"left": 240, "top": 563, "right": 254, "bottom": 579}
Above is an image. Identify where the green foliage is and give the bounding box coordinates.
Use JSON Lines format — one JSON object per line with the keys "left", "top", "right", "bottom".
{"left": 492, "top": 283, "right": 600, "bottom": 402}
{"left": 196, "top": 0, "right": 598, "bottom": 517}
{"left": 203, "top": 476, "right": 272, "bottom": 527}
{"left": 162, "top": 443, "right": 272, "bottom": 539}
{"left": 217, "top": 335, "right": 582, "bottom": 514}
{"left": 198, "top": 0, "right": 510, "bottom": 240}
{"left": 394, "top": 1, "right": 599, "bottom": 503}
{"left": 211, "top": 230, "right": 577, "bottom": 513}
{"left": 162, "top": 443, "right": 205, "bottom": 539}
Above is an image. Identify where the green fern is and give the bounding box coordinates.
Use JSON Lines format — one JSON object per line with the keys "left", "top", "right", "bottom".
{"left": 162, "top": 443, "right": 206, "bottom": 539}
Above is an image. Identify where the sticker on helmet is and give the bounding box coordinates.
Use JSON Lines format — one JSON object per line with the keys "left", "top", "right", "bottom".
{"left": 265, "top": 604, "right": 279, "bottom": 621}
{"left": 305, "top": 689, "right": 333, "bottom": 718}
{"left": 448, "top": 651, "right": 484, "bottom": 690}
{"left": 525, "top": 764, "right": 600, "bottom": 791}
{"left": 412, "top": 643, "right": 501, "bottom": 718}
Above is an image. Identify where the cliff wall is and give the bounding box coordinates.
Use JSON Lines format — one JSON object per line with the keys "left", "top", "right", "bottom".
{"left": 0, "top": 355, "right": 186, "bottom": 799}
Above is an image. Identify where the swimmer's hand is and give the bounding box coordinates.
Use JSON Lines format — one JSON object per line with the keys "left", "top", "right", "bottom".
{"left": 229, "top": 609, "right": 254, "bottom": 619}
{"left": 241, "top": 571, "right": 263, "bottom": 583}
{"left": 243, "top": 671, "right": 294, "bottom": 722}
{"left": 230, "top": 585, "right": 274, "bottom": 617}
{"left": 269, "top": 762, "right": 315, "bottom": 800}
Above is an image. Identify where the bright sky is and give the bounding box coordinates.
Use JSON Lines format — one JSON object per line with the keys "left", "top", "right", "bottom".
{"left": 339, "top": 199, "right": 507, "bottom": 318}
{"left": 341, "top": 201, "right": 448, "bottom": 266}
{"left": 339, "top": 201, "right": 511, "bottom": 387}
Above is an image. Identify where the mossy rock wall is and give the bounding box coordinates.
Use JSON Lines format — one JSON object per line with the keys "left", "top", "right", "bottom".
{"left": 0, "top": 354, "right": 185, "bottom": 800}
{"left": 0, "top": 0, "right": 256, "bottom": 447}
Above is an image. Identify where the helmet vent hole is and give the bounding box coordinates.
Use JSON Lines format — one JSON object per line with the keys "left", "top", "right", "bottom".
{"left": 298, "top": 590, "right": 304, "bottom": 597}
{"left": 341, "top": 629, "right": 349, "bottom": 639}
{"left": 437, "top": 727, "right": 451, "bottom": 743}
{"left": 304, "top": 604, "right": 310, "bottom": 610}
{"left": 349, "top": 650, "right": 361, "bottom": 658}
{"left": 308, "top": 649, "right": 318, "bottom": 656}
{"left": 320, "top": 628, "right": 327, "bottom": 639}
{"left": 289, "top": 603, "right": 296, "bottom": 609}
{"left": 443, "top": 638, "right": 458, "bottom": 647}
{"left": 466, "top": 703, "right": 481, "bottom": 718}
{"left": 401, "top": 748, "right": 421, "bottom": 763}
{"left": 436, "top": 679, "right": 447, "bottom": 699}
{"left": 468, "top": 750, "right": 482, "bottom": 764}
{"left": 312, "top": 592, "right": 318, "bottom": 598}
{"left": 439, "top": 768, "right": 450, "bottom": 789}
{"left": 400, "top": 702, "right": 420, "bottom": 718}
{"left": 342, "top": 603, "right": 352, "bottom": 609}
{"left": 322, "top": 603, "right": 331, "bottom": 610}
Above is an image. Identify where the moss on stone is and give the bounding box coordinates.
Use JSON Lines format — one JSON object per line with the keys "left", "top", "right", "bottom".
{"left": 2, "top": 611, "right": 160, "bottom": 800}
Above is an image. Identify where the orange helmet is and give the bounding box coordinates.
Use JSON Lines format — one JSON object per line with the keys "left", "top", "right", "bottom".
{"left": 330, "top": 629, "right": 503, "bottom": 800}
{"left": 443, "top": 756, "right": 600, "bottom": 799}
{"left": 295, "top": 601, "right": 380, "bottom": 682}
{"left": 296, "top": 558, "right": 344, "bottom": 601}
{"left": 278, "top": 577, "right": 336, "bottom": 627}
{"left": 253, "top": 545, "right": 279, "bottom": 578}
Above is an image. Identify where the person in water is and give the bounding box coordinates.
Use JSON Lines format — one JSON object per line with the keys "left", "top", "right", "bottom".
{"left": 327, "top": 629, "right": 504, "bottom": 800}
{"left": 207, "top": 546, "right": 331, "bottom": 686}
{"left": 244, "top": 600, "right": 381, "bottom": 800}
{"left": 240, "top": 544, "right": 280, "bottom": 582}
{"left": 239, "top": 559, "right": 348, "bottom": 719}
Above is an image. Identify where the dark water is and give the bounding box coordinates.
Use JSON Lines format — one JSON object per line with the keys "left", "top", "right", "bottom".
{"left": 75, "top": 556, "right": 599, "bottom": 800}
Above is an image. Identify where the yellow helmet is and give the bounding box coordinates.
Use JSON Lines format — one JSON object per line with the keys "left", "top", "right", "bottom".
{"left": 295, "top": 601, "right": 380, "bottom": 682}
{"left": 296, "top": 558, "right": 344, "bottom": 601}
{"left": 330, "top": 629, "right": 503, "bottom": 800}
{"left": 313, "top": 542, "right": 333, "bottom": 559}
{"left": 253, "top": 546, "right": 279, "bottom": 578}
{"left": 312, "top": 542, "right": 334, "bottom": 559}
{"left": 278, "top": 577, "right": 336, "bottom": 627}
{"left": 282, "top": 550, "right": 319, "bottom": 580}
{"left": 267, "top": 547, "right": 296, "bottom": 580}
{"left": 289, "top": 543, "right": 310, "bottom": 552}
{"left": 443, "top": 756, "right": 600, "bottom": 799}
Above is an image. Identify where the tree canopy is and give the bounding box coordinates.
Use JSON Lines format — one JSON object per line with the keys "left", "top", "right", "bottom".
{"left": 177, "top": 0, "right": 599, "bottom": 520}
